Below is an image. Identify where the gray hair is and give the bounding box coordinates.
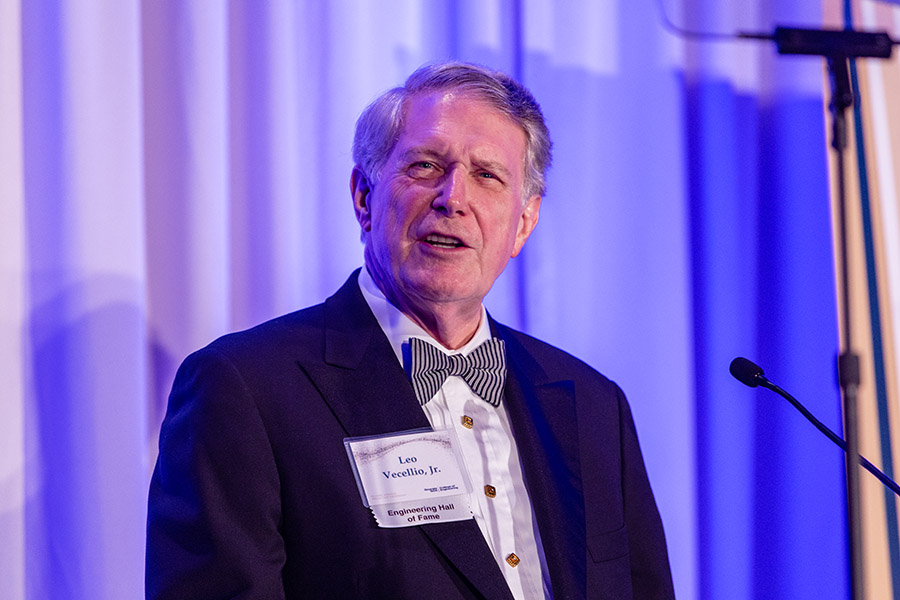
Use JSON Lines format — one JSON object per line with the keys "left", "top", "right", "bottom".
{"left": 352, "top": 61, "right": 552, "bottom": 199}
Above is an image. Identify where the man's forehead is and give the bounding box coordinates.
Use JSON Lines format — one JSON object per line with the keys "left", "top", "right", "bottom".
{"left": 393, "top": 91, "right": 525, "bottom": 156}
{"left": 400, "top": 90, "right": 520, "bottom": 134}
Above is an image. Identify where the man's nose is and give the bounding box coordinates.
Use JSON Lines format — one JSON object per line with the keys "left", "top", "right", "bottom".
{"left": 431, "top": 166, "right": 468, "bottom": 216}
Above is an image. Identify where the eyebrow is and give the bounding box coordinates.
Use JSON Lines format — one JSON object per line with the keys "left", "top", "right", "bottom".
{"left": 398, "top": 148, "right": 444, "bottom": 164}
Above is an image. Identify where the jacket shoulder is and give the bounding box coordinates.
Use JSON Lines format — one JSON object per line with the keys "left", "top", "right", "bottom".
{"left": 201, "top": 302, "right": 326, "bottom": 362}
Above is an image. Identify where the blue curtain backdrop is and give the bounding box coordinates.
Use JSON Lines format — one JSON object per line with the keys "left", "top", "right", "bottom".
{"left": 0, "top": 1, "right": 850, "bottom": 598}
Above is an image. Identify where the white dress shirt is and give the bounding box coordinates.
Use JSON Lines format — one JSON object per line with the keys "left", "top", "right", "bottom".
{"left": 358, "top": 267, "right": 551, "bottom": 600}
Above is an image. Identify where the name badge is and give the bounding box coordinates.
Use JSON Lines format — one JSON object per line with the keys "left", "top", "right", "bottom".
{"left": 344, "top": 428, "right": 473, "bottom": 528}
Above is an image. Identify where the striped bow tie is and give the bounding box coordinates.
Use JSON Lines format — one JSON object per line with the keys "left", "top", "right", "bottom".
{"left": 408, "top": 337, "right": 507, "bottom": 406}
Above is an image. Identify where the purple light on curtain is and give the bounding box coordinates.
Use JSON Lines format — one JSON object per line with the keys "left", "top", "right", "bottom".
{"left": 686, "top": 52, "right": 847, "bottom": 600}
{"left": 5, "top": 1, "right": 858, "bottom": 599}
{"left": 21, "top": 2, "right": 148, "bottom": 599}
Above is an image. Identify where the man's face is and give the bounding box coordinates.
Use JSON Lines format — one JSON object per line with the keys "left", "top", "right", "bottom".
{"left": 353, "top": 91, "right": 541, "bottom": 314}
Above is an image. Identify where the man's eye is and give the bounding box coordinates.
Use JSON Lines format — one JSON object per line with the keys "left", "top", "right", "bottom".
{"left": 407, "top": 161, "right": 440, "bottom": 178}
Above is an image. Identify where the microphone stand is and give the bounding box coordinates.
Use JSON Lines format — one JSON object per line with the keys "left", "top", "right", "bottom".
{"left": 739, "top": 26, "right": 896, "bottom": 600}
{"left": 830, "top": 52, "right": 864, "bottom": 600}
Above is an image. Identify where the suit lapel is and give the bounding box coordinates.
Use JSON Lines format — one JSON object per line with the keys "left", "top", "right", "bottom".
{"left": 298, "top": 272, "right": 513, "bottom": 600}
{"left": 312, "top": 273, "right": 429, "bottom": 437}
{"left": 495, "top": 322, "right": 587, "bottom": 600}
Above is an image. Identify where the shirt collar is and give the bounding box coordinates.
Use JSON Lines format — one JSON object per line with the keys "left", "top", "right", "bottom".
{"left": 357, "top": 266, "right": 492, "bottom": 365}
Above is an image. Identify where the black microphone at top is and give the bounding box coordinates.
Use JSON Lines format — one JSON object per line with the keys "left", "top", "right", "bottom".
{"left": 729, "top": 357, "right": 764, "bottom": 388}
{"left": 729, "top": 356, "right": 900, "bottom": 496}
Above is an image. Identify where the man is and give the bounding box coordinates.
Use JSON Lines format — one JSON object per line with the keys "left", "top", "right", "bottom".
{"left": 146, "top": 62, "right": 674, "bottom": 599}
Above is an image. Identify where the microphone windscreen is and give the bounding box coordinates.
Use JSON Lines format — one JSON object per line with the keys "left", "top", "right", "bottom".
{"left": 730, "top": 357, "right": 764, "bottom": 387}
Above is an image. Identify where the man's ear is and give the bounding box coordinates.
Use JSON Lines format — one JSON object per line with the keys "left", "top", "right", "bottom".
{"left": 511, "top": 195, "right": 541, "bottom": 257}
{"left": 351, "top": 166, "right": 373, "bottom": 232}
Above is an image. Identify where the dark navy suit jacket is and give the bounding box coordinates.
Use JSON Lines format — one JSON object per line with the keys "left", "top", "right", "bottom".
{"left": 146, "top": 271, "right": 675, "bottom": 599}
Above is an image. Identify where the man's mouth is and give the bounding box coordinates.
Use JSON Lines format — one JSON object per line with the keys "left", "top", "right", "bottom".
{"left": 423, "top": 233, "right": 465, "bottom": 249}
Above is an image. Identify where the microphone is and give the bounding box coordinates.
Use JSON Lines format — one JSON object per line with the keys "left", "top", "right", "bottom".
{"left": 729, "top": 356, "right": 764, "bottom": 387}
{"left": 730, "top": 357, "right": 900, "bottom": 496}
